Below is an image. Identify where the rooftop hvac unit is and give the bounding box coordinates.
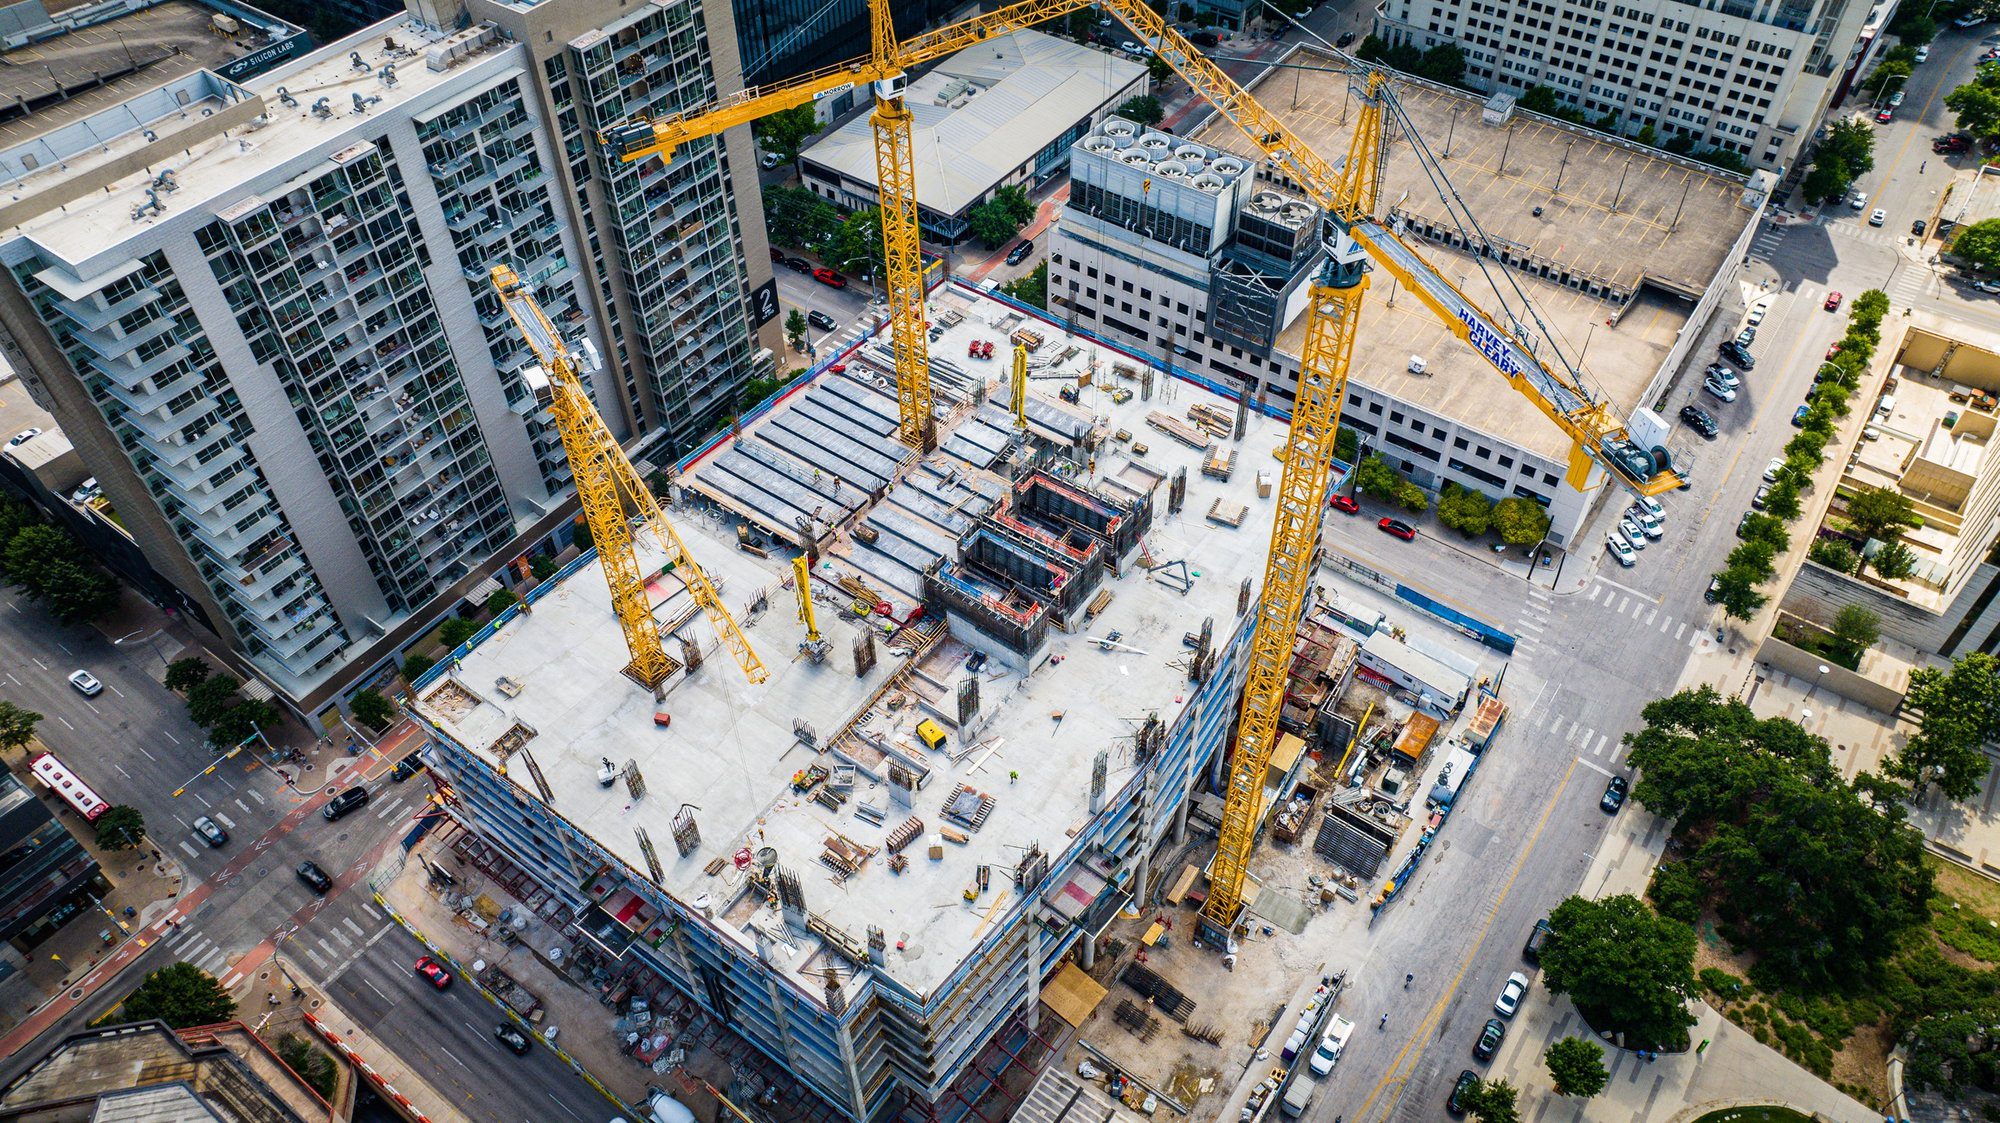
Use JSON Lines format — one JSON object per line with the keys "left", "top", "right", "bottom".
{"left": 1212, "top": 156, "right": 1247, "bottom": 176}
{"left": 1174, "top": 144, "right": 1206, "bottom": 160}
{"left": 1156, "top": 160, "right": 1188, "bottom": 178}
{"left": 1081, "top": 136, "right": 1117, "bottom": 155}
{"left": 1138, "top": 132, "right": 1173, "bottom": 151}
{"left": 1252, "top": 191, "right": 1285, "bottom": 212}
{"left": 1191, "top": 174, "right": 1225, "bottom": 194}
{"left": 1122, "top": 151, "right": 1152, "bottom": 167}
{"left": 1104, "top": 119, "right": 1139, "bottom": 138}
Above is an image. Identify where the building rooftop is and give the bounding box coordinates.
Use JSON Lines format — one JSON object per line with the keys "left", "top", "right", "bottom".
{"left": 0, "top": 0, "right": 297, "bottom": 153}
{"left": 0, "top": 1020, "right": 322, "bottom": 1123}
{"left": 0, "top": 17, "right": 513, "bottom": 275}
{"left": 1191, "top": 55, "right": 1760, "bottom": 461}
{"left": 414, "top": 283, "right": 1287, "bottom": 998}
{"left": 800, "top": 28, "right": 1144, "bottom": 217}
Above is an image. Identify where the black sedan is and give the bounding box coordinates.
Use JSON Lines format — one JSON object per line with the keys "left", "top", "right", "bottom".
{"left": 1447, "top": 1069, "right": 1479, "bottom": 1115}
{"left": 1601, "top": 775, "right": 1629, "bottom": 813}
{"left": 494, "top": 1023, "right": 532, "bottom": 1055}
{"left": 781, "top": 257, "right": 811, "bottom": 274}
{"left": 296, "top": 860, "right": 333, "bottom": 895}
{"left": 1473, "top": 1017, "right": 1506, "bottom": 1061}
{"left": 1678, "top": 404, "right": 1717, "bottom": 439}
{"left": 1718, "top": 340, "right": 1756, "bottom": 369}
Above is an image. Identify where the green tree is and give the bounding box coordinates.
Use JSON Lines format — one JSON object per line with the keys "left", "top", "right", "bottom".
{"left": 966, "top": 185, "right": 1037, "bottom": 246}
{"left": 1801, "top": 157, "right": 1851, "bottom": 206}
{"left": 1853, "top": 289, "right": 1891, "bottom": 319}
{"left": 1492, "top": 497, "right": 1551, "bottom": 545}
{"left": 1762, "top": 480, "right": 1803, "bottom": 521}
{"left": 206, "top": 698, "right": 280, "bottom": 749}
{"left": 1114, "top": 94, "right": 1164, "bottom": 126}
{"left": 275, "top": 1032, "right": 339, "bottom": 1101}
{"left": 1647, "top": 861, "right": 1702, "bottom": 924}
{"left": 1947, "top": 84, "right": 2000, "bottom": 142}
{"left": 0, "top": 700, "right": 41, "bottom": 753}
{"left": 4, "top": 526, "right": 118, "bottom": 624}
{"left": 1394, "top": 480, "right": 1429, "bottom": 513}
{"left": 529, "top": 555, "right": 559, "bottom": 580}
{"left": 1064, "top": 8, "right": 1095, "bottom": 38}
{"left": 1808, "top": 537, "right": 1860, "bottom": 574}
{"left": 1354, "top": 455, "right": 1402, "bottom": 502}
{"left": 1435, "top": 484, "right": 1493, "bottom": 536}
{"left": 1956, "top": 218, "right": 2000, "bottom": 274}
{"left": 1004, "top": 261, "right": 1048, "bottom": 309}
{"left": 785, "top": 308, "right": 807, "bottom": 352}
{"left": 1889, "top": 11, "right": 1937, "bottom": 45}
{"left": 1847, "top": 486, "right": 1919, "bottom": 543}
{"left": 828, "top": 206, "right": 885, "bottom": 278}
{"left": 121, "top": 962, "right": 236, "bottom": 1029}
{"left": 570, "top": 519, "right": 594, "bottom": 552}
{"left": 184, "top": 674, "right": 244, "bottom": 728}
{"left": 1819, "top": 118, "right": 1877, "bottom": 181}
{"left": 163, "top": 658, "right": 210, "bottom": 694}
{"left": 1829, "top": 603, "right": 1881, "bottom": 665}
{"left": 349, "top": 689, "right": 397, "bottom": 733}
{"left": 760, "top": 185, "right": 842, "bottom": 250}
{"left": 1725, "top": 540, "right": 1777, "bottom": 579}
{"left": 94, "top": 805, "right": 145, "bottom": 850}
{"left": 1869, "top": 540, "right": 1918, "bottom": 580}
{"left": 1516, "top": 85, "right": 1559, "bottom": 114}
{"left": 1713, "top": 564, "right": 1769, "bottom": 621}
{"left": 751, "top": 103, "right": 821, "bottom": 161}
{"left": 1146, "top": 53, "right": 1172, "bottom": 83}
{"left": 401, "top": 652, "right": 436, "bottom": 682}
{"left": 1895, "top": 653, "right": 2000, "bottom": 801}
{"left": 1459, "top": 1077, "right": 1520, "bottom": 1123}
{"left": 1739, "top": 512, "right": 1790, "bottom": 553}
{"left": 484, "top": 587, "right": 519, "bottom": 616}
{"left": 1545, "top": 1036, "right": 1609, "bottom": 1097}
{"left": 1623, "top": 686, "right": 1933, "bottom": 985}
{"left": 1864, "top": 59, "right": 1914, "bottom": 97}
{"left": 1334, "top": 427, "right": 1360, "bottom": 464}
{"left": 1539, "top": 894, "right": 1697, "bottom": 1046}
{"left": 1414, "top": 44, "right": 1467, "bottom": 85}
{"left": 438, "top": 617, "right": 479, "bottom": 649}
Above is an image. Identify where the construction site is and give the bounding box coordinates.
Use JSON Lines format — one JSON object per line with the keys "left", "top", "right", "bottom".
{"left": 407, "top": 271, "right": 1515, "bottom": 1122}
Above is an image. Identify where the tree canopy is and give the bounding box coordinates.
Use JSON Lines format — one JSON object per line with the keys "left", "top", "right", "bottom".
{"left": 350, "top": 689, "right": 397, "bottom": 733}
{"left": 1896, "top": 652, "right": 2000, "bottom": 801}
{"left": 1846, "top": 485, "right": 1919, "bottom": 543}
{"left": 967, "top": 185, "right": 1037, "bottom": 247}
{"left": 1802, "top": 120, "right": 1876, "bottom": 203}
{"left": 1545, "top": 1036, "right": 1609, "bottom": 1097}
{"left": 1953, "top": 217, "right": 2000, "bottom": 273}
{"left": 95, "top": 805, "right": 145, "bottom": 850}
{"left": 1624, "top": 686, "right": 1933, "bottom": 985}
{"left": 1113, "top": 94, "right": 1163, "bottom": 126}
{"left": 751, "top": 103, "right": 821, "bottom": 161}
{"left": 1354, "top": 455, "right": 1402, "bottom": 502}
{"left": 1948, "top": 82, "right": 2000, "bottom": 142}
{"left": 1458, "top": 1078, "right": 1519, "bottom": 1123}
{"left": 1539, "top": 894, "right": 1697, "bottom": 1047}
{"left": 1436, "top": 484, "right": 1493, "bottom": 536}
{"left": 163, "top": 658, "right": 210, "bottom": 694}
{"left": 1004, "top": 261, "right": 1048, "bottom": 309}
{"left": 2, "top": 524, "right": 120, "bottom": 624}
{"left": 0, "top": 700, "right": 40, "bottom": 753}
{"left": 1492, "top": 497, "right": 1551, "bottom": 545}
{"left": 761, "top": 185, "right": 841, "bottom": 251}
{"left": 121, "top": 962, "right": 237, "bottom": 1029}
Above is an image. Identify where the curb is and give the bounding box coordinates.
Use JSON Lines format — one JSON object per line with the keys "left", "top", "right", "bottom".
{"left": 370, "top": 890, "right": 638, "bottom": 1119}
{"left": 304, "top": 1009, "right": 435, "bottom": 1123}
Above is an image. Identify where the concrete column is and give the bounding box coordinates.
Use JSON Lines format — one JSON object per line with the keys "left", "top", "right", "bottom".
{"left": 1078, "top": 928, "right": 1096, "bottom": 969}
{"left": 1021, "top": 925, "right": 1041, "bottom": 1033}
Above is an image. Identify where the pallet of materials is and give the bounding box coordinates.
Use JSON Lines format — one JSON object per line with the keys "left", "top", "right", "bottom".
{"left": 1145, "top": 411, "right": 1211, "bottom": 450}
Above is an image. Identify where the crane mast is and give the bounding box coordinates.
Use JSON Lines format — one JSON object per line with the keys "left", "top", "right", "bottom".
{"left": 491, "top": 266, "right": 767, "bottom": 687}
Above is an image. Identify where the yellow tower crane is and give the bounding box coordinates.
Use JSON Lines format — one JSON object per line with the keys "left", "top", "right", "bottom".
{"left": 491, "top": 266, "right": 768, "bottom": 688}
{"left": 599, "top": 0, "right": 1684, "bottom": 936}
{"left": 1010, "top": 343, "right": 1028, "bottom": 433}
{"left": 793, "top": 555, "right": 831, "bottom": 664}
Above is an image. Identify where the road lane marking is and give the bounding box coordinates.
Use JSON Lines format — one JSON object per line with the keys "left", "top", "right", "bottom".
{"left": 439, "top": 1046, "right": 472, "bottom": 1071}
{"left": 1586, "top": 585, "right": 1601, "bottom": 602}
{"left": 213, "top": 812, "right": 235, "bottom": 829}
{"left": 178, "top": 840, "right": 200, "bottom": 859}
{"left": 58, "top": 716, "right": 73, "bottom": 730}
{"left": 134, "top": 743, "right": 155, "bottom": 760}
{"left": 362, "top": 976, "right": 393, "bottom": 1005}
{"left": 1576, "top": 755, "right": 1614, "bottom": 778}
{"left": 548, "top": 1093, "right": 586, "bottom": 1122}
{"left": 108, "top": 683, "right": 123, "bottom": 697}
{"left": 1595, "top": 576, "right": 1660, "bottom": 603}
{"left": 1352, "top": 756, "right": 1586, "bottom": 1122}
{"left": 342, "top": 917, "right": 365, "bottom": 937}
{"left": 303, "top": 946, "right": 328, "bottom": 968}
{"left": 163, "top": 731, "right": 180, "bottom": 745}
{"left": 362, "top": 903, "right": 383, "bottom": 920}
{"left": 246, "top": 788, "right": 266, "bottom": 804}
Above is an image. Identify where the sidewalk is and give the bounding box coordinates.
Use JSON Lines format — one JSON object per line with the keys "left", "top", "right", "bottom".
{"left": 0, "top": 734, "right": 189, "bottom": 1038}
{"left": 375, "top": 832, "right": 837, "bottom": 1122}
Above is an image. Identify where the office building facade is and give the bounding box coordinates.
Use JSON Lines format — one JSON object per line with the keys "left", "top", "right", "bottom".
{"left": 0, "top": 0, "right": 778, "bottom": 725}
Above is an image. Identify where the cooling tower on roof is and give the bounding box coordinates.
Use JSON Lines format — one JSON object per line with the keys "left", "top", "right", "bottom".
{"left": 1212, "top": 156, "right": 1247, "bottom": 176}
{"left": 1190, "top": 174, "right": 1225, "bottom": 193}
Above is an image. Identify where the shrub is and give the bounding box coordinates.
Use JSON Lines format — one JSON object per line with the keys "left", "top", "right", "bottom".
{"left": 401, "top": 652, "right": 436, "bottom": 682}
{"left": 1648, "top": 861, "right": 1702, "bottom": 924}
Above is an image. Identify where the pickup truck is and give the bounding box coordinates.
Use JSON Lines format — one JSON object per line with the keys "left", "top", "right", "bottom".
{"left": 1307, "top": 1015, "right": 1356, "bottom": 1077}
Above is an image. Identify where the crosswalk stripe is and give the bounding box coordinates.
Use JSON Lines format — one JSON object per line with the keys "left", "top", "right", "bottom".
{"left": 1644, "top": 608, "right": 1657, "bottom": 625}
{"left": 372, "top": 799, "right": 404, "bottom": 820}
{"left": 362, "top": 903, "right": 383, "bottom": 921}
{"left": 1660, "top": 614, "right": 1671, "bottom": 633}
{"left": 1676, "top": 622, "right": 1687, "bottom": 639}
{"left": 343, "top": 917, "right": 366, "bottom": 937}
{"left": 1587, "top": 585, "right": 1601, "bottom": 602}
{"left": 318, "top": 936, "right": 340, "bottom": 956}
{"left": 1617, "top": 595, "right": 1630, "bottom": 613}
{"left": 234, "top": 798, "right": 250, "bottom": 814}
{"left": 197, "top": 947, "right": 227, "bottom": 974}
{"left": 178, "top": 840, "right": 200, "bottom": 859}
{"left": 303, "top": 945, "right": 328, "bottom": 969}
{"left": 179, "top": 935, "right": 211, "bottom": 959}
{"left": 246, "top": 788, "right": 266, "bottom": 805}
{"left": 213, "top": 811, "right": 235, "bottom": 829}
{"left": 1595, "top": 733, "right": 1610, "bottom": 755}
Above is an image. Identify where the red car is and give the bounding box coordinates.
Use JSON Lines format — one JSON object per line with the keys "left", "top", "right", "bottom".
{"left": 1330, "top": 493, "right": 1360, "bottom": 513}
{"left": 812, "top": 267, "right": 847, "bottom": 288}
{"left": 1824, "top": 292, "right": 1842, "bottom": 311}
{"left": 1378, "top": 517, "right": 1416, "bottom": 541}
{"left": 414, "top": 955, "right": 452, "bottom": 990}
{"left": 1875, "top": 108, "right": 1893, "bottom": 123}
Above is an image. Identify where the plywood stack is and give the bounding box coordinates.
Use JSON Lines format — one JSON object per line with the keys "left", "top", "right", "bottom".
{"left": 1145, "top": 411, "right": 1210, "bottom": 450}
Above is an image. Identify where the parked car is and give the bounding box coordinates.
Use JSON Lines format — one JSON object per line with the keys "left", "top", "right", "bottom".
{"left": 1494, "top": 972, "right": 1530, "bottom": 1017}
{"left": 1890, "top": 90, "right": 1906, "bottom": 107}
{"left": 67, "top": 669, "right": 102, "bottom": 697}
{"left": 1704, "top": 576, "right": 1722, "bottom": 604}
{"left": 1849, "top": 192, "right": 1867, "bottom": 211}
{"left": 322, "top": 785, "right": 369, "bottom": 821}
{"left": 781, "top": 257, "right": 811, "bottom": 273}
{"left": 1705, "top": 363, "right": 1740, "bottom": 389}
{"left": 1119, "top": 39, "right": 1142, "bottom": 52}
{"left": 1605, "top": 533, "right": 1636, "bottom": 567}
{"left": 759, "top": 151, "right": 781, "bottom": 169}
{"left": 296, "top": 860, "right": 333, "bottom": 895}
{"left": 1955, "top": 13, "right": 1986, "bottom": 26}
{"left": 1601, "top": 775, "right": 1630, "bottom": 813}
{"left": 1875, "top": 107, "right": 1894, "bottom": 123}
{"left": 1377, "top": 518, "right": 1416, "bottom": 540}
{"left": 1631, "top": 514, "right": 1663, "bottom": 540}
{"left": 1329, "top": 493, "right": 1360, "bottom": 513}
{"left": 1764, "top": 456, "right": 1785, "bottom": 482}
{"left": 812, "top": 267, "right": 847, "bottom": 287}
{"left": 1336, "top": 30, "right": 1356, "bottom": 47}
{"left": 414, "top": 955, "right": 453, "bottom": 990}
{"left": 1916, "top": 45, "right": 1931, "bottom": 63}
{"left": 1719, "top": 340, "right": 1755, "bottom": 368}
{"left": 1447, "top": 1070, "right": 1479, "bottom": 1116}
{"left": 494, "top": 1023, "right": 532, "bottom": 1055}
{"left": 192, "top": 816, "right": 228, "bottom": 847}
{"left": 1737, "top": 510, "right": 1755, "bottom": 537}
{"left": 1703, "top": 376, "right": 1737, "bottom": 403}
{"left": 1746, "top": 303, "right": 1767, "bottom": 325}
{"left": 1936, "top": 134, "right": 1972, "bottom": 153}
{"left": 806, "top": 309, "right": 837, "bottom": 331}
{"left": 1792, "top": 404, "right": 1811, "bottom": 427}
{"left": 1473, "top": 1017, "right": 1507, "bottom": 1061}
{"left": 391, "top": 754, "right": 424, "bottom": 782}
{"left": 1522, "top": 918, "right": 1554, "bottom": 961}
{"left": 1678, "top": 404, "right": 1718, "bottom": 439}
{"left": 7, "top": 428, "right": 39, "bottom": 447}
{"left": 1734, "top": 327, "right": 1756, "bottom": 347}
{"left": 1824, "top": 291, "right": 1843, "bottom": 311}
{"left": 69, "top": 478, "right": 100, "bottom": 504}
{"left": 1914, "top": 219, "right": 1929, "bottom": 237}
{"left": 1005, "top": 239, "right": 1035, "bottom": 266}
{"left": 768, "top": 246, "right": 784, "bottom": 262}
{"left": 1752, "top": 484, "right": 1771, "bottom": 510}
{"left": 1975, "top": 280, "right": 2000, "bottom": 294}
{"left": 1870, "top": 208, "right": 1888, "bottom": 227}
{"left": 1632, "top": 494, "right": 1665, "bottom": 520}
{"left": 1618, "top": 519, "right": 1648, "bottom": 551}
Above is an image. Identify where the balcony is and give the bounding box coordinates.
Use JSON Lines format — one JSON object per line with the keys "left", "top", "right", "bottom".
{"left": 51, "top": 287, "right": 160, "bottom": 333}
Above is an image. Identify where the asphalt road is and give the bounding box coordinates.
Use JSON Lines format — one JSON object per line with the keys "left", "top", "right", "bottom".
{"left": 323, "top": 917, "right": 608, "bottom": 1123}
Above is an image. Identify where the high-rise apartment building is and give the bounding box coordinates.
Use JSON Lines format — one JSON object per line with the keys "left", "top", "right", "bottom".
{"left": 1374, "top": 0, "right": 1876, "bottom": 172}
{"left": 0, "top": 0, "right": 779, "bottom": 726}
{"left": 730, "top": 0, "right": 961, "bottom": 87}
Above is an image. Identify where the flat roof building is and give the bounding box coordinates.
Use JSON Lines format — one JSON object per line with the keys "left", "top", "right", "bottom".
{"left": 413, "top": 283, "right": 1312, "bottom": 1121}
{"left": 1371, "top": 0, "right": 1878, "bottom": 173}
{"left": 0, "top": 0, "right": 783, "bottom": 727}
{"left": 800, "top": 29, "right": 1146, "bottom": 243}
{"left": 1049, "top": 57, "right": 1766, "bottom": 548}
{"left": 0, "top": 1020, "right": 327, "bottom": 1122}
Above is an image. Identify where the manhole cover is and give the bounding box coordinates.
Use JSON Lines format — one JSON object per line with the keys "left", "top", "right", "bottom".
{"left": 339, "top": 832, "right": 350, "bottom": 842}
{"left": 68, "top": 987, "right": 83, "bottom": 1000}
{"left": 310, "top": 999, "right": 322, "bottom": 1009}
{"left": 225, "top": 874, "right": 242, "bottom": 888}
{"left": 256, "top": 867, "right": 269, "bottom": 879}
{"left": 258, "top": 970, "right": 270, "bottom": 981}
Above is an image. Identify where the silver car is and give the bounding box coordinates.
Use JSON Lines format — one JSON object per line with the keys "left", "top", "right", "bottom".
{"left": 1618, "top": 518, "right": 1649, "bottom": 549}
